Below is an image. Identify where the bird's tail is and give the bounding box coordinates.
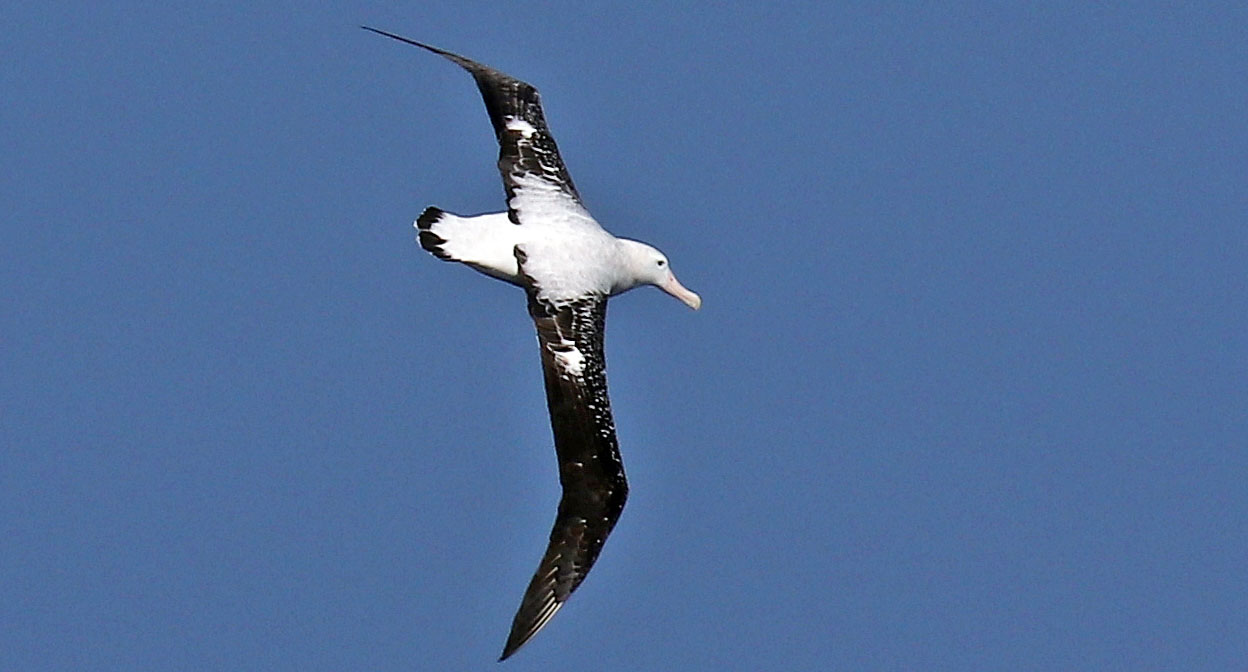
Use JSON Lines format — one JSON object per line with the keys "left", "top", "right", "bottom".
{"left": 413, "top": 207, "right": 523, "bottom": 284}
{"left": 416, "top": 206, "right": 455, "bottom": 259}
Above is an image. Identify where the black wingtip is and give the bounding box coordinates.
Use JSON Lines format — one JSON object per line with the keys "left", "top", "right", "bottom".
{"left": 497, "top": 615, "right": 525, "bottom": 661}
{"left": 498, "top": 624, "right": 533, "bottom": 662}
{"left": 360, "top": 25, "right": 405, "bottom": 42}
{"left": 499, "top": 619, "right": 537, "bottom": 661}
{"left": 360, "top": 26, "right": 458, "bottom": 60}
{"left": 499, "top": 623, "right": 533, "bottom": 661}
{"left": 361, "top": 25, "right": 427, "bottom": 49}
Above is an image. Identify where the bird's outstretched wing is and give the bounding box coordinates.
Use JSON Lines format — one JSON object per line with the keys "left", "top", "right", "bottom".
{"left": 500, "top": 291, "right": 628, "bottom": 660}
{"left": 362, "top": 27, "right": 583, "bottom": 225}
{"left": 365, "top": 27, "right": 628, "bottom": 660}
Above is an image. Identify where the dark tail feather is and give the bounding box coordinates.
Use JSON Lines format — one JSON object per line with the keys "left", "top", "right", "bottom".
{"left": 416, "top": 206, "right": 452, "bottom": 259}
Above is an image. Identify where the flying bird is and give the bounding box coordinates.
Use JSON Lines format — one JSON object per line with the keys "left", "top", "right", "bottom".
{"left": 364, "top": 27, "right": 701, "bottom": 660}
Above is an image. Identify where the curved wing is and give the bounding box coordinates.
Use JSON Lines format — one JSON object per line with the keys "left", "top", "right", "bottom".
{"left": 362, "top": 27, "right": 583, "bottom": 224}
{"left": 500, "top": 293, "right": 628, "bottom": 660}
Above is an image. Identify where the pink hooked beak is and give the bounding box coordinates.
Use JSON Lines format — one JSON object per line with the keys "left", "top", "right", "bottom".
{"left": 661, "top": 273, "right": 702, "bottom": 310}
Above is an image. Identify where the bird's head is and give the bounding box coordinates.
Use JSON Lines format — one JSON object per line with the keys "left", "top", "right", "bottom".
{"left": 616, "top": 239, "right": 701, "bottom": 310}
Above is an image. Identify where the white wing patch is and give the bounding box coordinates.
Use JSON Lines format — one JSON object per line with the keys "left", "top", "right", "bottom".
{"left": 505, "top": 116, "right": 538, "bottom": 138}
{"left": 550, "top": 343, "right": 587, "bottom": 377}
{"left": 507, "top": 170, "right": 596, "bottom": 233}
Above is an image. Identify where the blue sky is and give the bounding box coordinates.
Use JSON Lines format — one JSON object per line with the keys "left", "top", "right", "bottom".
{"left": 3, "top": 3, "right": 1246, "bottom": 670}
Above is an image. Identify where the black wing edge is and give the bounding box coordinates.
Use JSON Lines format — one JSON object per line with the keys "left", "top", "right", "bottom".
{"left": 500, "top": 295, "right": 628, "bottom": 661}
{"left": 361, "top": 26, "right": 581, "bottom": 208}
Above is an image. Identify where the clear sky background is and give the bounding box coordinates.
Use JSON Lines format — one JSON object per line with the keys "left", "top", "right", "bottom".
{"left": 3, "top": 3, "right": 1246, "bottom": 671}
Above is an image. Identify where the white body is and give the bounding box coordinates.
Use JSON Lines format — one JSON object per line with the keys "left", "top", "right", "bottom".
{"left": 420, "top": 207, "right": 700, "bottom": 309}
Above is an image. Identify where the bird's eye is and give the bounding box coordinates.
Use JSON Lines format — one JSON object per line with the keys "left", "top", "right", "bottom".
{"left": 656, "top": 259, "right": 666, "bottom": 267}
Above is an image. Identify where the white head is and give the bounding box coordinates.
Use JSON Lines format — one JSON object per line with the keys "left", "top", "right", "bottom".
{"left": 616, "top": 239, "right": 702, "bottom": 310}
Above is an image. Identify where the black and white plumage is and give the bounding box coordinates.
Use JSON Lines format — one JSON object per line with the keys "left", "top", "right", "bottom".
{"left": 365, "top": 27, "right": 700, "bottom": 661}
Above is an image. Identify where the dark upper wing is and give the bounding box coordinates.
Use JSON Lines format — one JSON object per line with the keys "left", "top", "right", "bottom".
{"left": 499, "top": 294, "right": 628, "bottom": 661}
{"left": 362, "top": 27, "right": 582, "bottom": 219}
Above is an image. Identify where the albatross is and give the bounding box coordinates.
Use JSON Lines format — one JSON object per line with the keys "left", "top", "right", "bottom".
{"left": 364, "top": 27, "right": 701, "bottom": 660}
